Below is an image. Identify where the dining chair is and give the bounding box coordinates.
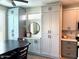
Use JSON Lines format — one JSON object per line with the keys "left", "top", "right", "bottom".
{"left": 17, "top": 44, "right": 30, "bottom": 59}
{"left": 18, "top": 37, "right": 31, "bottom": 59}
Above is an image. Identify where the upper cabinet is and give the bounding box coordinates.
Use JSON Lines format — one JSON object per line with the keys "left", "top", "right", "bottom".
{"left": 63, "top": 8, "right": 77, "bottom": 30}
{"left": 42, "top": 3, "right": 60, "bottom": 13}
{"left": 76, "top": 8, "right": 79, "bottom": 22}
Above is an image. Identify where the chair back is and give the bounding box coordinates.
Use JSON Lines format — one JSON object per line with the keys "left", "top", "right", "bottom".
{"left": 18, "top": 44, "right": 30, "bottom": 59}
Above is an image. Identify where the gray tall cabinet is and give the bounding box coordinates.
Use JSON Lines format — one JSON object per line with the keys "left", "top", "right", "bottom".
{"left": 8, "top": 7, "right": 26, "bottom": 40}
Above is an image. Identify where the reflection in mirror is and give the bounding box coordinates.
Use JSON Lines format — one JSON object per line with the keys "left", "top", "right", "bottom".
{"left": 30, "top": 22, "right": 40, "bottom": 35}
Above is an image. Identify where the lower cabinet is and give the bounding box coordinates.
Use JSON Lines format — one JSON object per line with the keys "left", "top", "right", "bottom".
{"left": 27, "top": 39, "right": 41, "bottom": 54}
{"left": 40, "top": 37, "right": 51, "bottom": 56}
{"left": 61, "top": 40, "right": 77, "bottom": 58}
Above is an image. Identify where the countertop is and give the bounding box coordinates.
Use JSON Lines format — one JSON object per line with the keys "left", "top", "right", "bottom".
{"left": 61, "top": 38, "right": 77, "bottom": 42}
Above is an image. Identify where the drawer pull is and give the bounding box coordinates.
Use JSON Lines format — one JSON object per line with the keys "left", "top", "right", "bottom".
{"left": 67, "top": 53, "right": 71, "bottom": 55}
{"left": 67, "top": 47, "right": 71, "bottom": 49}
{"left": 67, "top": 42, "right": 71, "bottom": 44}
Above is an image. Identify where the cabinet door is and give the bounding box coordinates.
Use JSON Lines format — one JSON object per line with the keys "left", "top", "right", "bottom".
{"left": 41, "top": 12, "right": 51, "bottom": 56}
{"left": 42, "top": 12, "right": 50, "bottom": 33}
{"left": 50, "top": 11, "right": 60, "bottom": 57}
{"left": 8, "top": 9, "right": 14, "bottom": 40}
{"left": 27, "top": 39, "right": 34, "bottom": 52}
{"left": 63, "top": 8, "right": 76, "bottom": 30}
{"left": 51, "top": 11, "right": 59, "bottom": 35}
{"left": 13, "top": 10, "right": 19, "bottom": 40}
{"left": 33, "top": 39, "right": 40, "bottom": 54}
{"left": 50, "top": 34, "right": 60, "bottom": 57}
{"left": 27, "top": 39, "right": 40, "bottom": 54}
{"left": 8, "top": 8, "right": 19, "bottom": 40}
{"left": 76, "top": 9, "right": 79, "bottom": 22}
{"left": 41, "top": 36, "right": 50, "bottom": 56}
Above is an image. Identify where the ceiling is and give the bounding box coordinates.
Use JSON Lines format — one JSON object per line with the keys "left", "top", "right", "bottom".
{"left": 1, "top": 0, "right": 79, "bottom": 7}
{"left": 61, "top": 0, "right": 79, "bottom": 6}
{"left": 0, "top": 0, "right": 58, "bottom": 7}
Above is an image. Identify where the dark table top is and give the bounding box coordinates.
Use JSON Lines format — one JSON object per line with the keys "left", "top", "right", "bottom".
{"left": 0, "top": 40, "right": 30, "bottom": 55}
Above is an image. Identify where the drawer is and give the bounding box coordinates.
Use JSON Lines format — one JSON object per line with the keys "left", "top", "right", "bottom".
{"left": 61, "top": 41, "right": 77, "bottom": 46}
{"left": 61, "top": 42, "right": 77, "bottom": 49}
{"left": 62, "top": 50, "right": 77, "bottom": 58}
{"left": 62, "top": 45, "right": 77, "bottom": 51}
{"left": 62, "top": 48, "right": 77, "bottom": 54}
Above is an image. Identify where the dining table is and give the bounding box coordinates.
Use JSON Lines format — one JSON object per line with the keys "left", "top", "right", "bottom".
{"left": 0, "top": 39, "right": 30, "bottom": 59}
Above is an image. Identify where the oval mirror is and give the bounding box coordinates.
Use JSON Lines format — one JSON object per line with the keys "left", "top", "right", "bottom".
{"left": 30, "top": 22, "right": 40, "bottom": 35}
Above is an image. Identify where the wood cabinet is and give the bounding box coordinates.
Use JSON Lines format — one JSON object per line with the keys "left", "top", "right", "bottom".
{"left": 61, "top": 40, "right": 77, "bottom": 58}
{"left": 63, "top": 8, "right": 77, "bottom": 30}
{"left": 76, "top": 9, "right": 79, "bottom": 22}
{"left": 62, "top": 7, "right": 79, "bottom": 30}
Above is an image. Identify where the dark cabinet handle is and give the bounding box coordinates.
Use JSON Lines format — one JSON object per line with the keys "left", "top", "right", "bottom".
{"left": 66, "top": 47, "right": 71, "bottom": 49}
{"left": 67, "top": 53, "right": 71, "bottom": 55}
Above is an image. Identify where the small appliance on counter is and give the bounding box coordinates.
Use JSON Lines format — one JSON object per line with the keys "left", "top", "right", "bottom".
{"left": 76, "top": 37, "right": 79, "bottom": 41}
{"left": 76, "top": 34, "right": 79, "bottom": 41}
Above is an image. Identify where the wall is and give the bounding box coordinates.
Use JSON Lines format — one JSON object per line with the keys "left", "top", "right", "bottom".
{"left": 0, "top": 6, "right": 7, "bottom": 40}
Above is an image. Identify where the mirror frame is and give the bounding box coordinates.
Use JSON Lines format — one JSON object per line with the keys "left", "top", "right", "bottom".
{"left": 30, "top": 22, "right": 40, "bottom": 35}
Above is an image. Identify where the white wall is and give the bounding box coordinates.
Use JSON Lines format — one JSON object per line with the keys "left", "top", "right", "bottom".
{"left": 0, "top": 6, "right": 7, "bottom": 40}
